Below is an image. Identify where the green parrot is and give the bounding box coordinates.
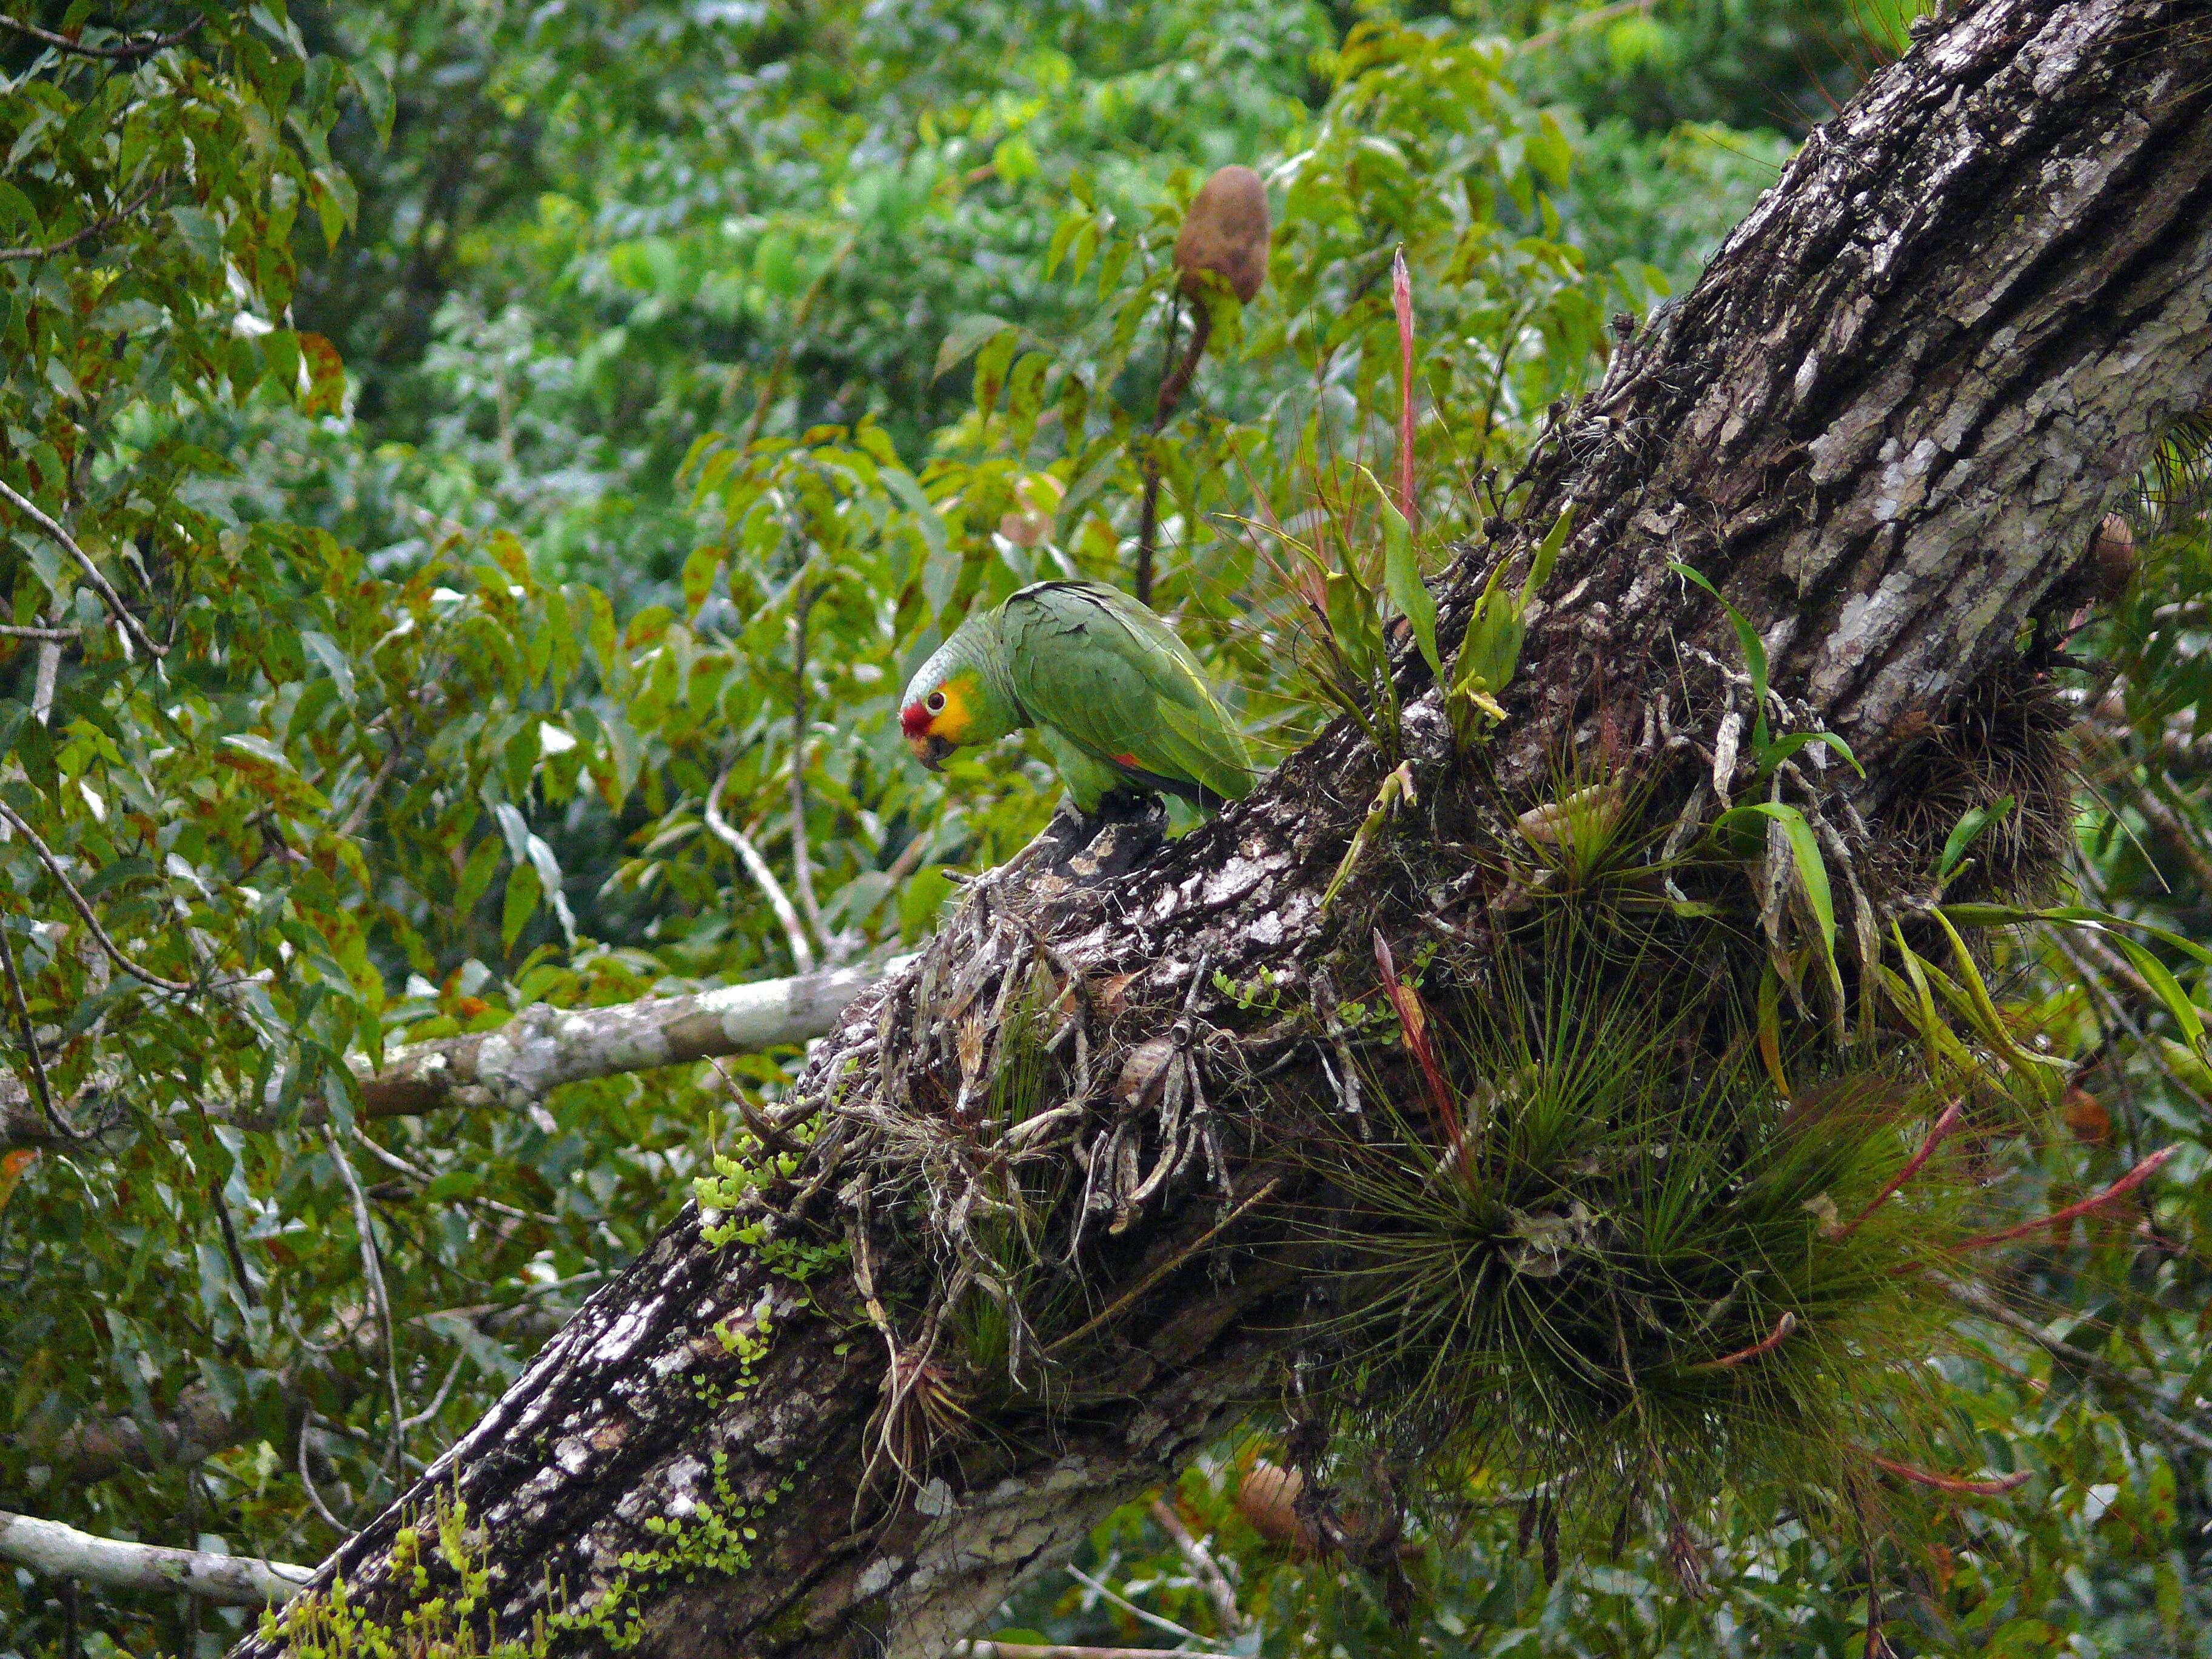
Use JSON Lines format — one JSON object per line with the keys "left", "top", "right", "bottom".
{"left": 900, "top": 580, "right": 1255, "bottom": 814}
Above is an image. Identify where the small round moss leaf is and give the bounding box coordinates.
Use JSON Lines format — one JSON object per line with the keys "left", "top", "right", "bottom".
{"left": 1173, "top": 164, "right": 1270, "bottom": 304}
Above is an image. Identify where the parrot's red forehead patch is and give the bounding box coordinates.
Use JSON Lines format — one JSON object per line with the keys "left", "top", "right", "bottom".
{"left": 900, "top": 701, "right": 933, "bottom": 739}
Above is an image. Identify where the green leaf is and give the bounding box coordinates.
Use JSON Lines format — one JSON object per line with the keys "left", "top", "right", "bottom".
{"left": 454, "top": 837, "right": 503, "bottom": 919}
{"left": 1364, "top": 467, "right": 1439, "bottom": 675}
{"left": 299, "top": 630, "right": 354, "bottom": 704}
{"left": 880, "top": 466, "right": 948, "bottom": 566}
{"left": 2108, "top": 933, "right": 2208, "bottom": 1054}
{"left": 936, "top": 315, "right": 1014, "bottom": 383}
{"left": 1936, "top": 794, "right": 2015, "bottom": 882}
{"left": 1525, "top": 504, "right": 1575, "bottom": 597}
{"left": 169, "top": 205, "right": 223, "bottom": 267}
{"left": 1751, "top": 728, "right": 1864, "bottom": 781}
{"left": 1670, "top": 561, "right": 1768, "bottom": 736}
{"left": 501, "top": 862, "right": 541, "bottom": 954}
{"left": 681, "top": 544, "right": 722, "bottom": 616}
{"left": 1715, "top": 802, "right": 1834, "bottom": 957}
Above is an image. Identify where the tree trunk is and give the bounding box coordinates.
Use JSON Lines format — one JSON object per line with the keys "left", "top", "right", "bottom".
{"left": 236, "top": 1, "right": 2212, "bottom": 1654}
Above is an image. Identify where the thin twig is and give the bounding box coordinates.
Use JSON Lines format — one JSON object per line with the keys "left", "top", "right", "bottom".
{"left": 398, "top": 1347, "right": 469, "bottom": 1433}
{"left": 787, "top": 584, "right": 837, "bottom": 962}
{"left": 1066, "top": 1563, "right": 1218, "bottom": 1649}
{"left": 0, "top": 919, "right": 67, "bottom": 1139}
{"left": 706, "top": 1057, "right": 806, "bottom": 1162}
{"left": 949, "top": 1645, "right": 1197, "bottom": 1658}
{"left": 705, "top": 764, "right": 816, "bottom": 974}
{"left": 0, "top": 179, "right": 161, "bottom": 264}
{"left": 0, "top": 623, "right": 78, "bottom": 642}
{"left": 321, "top": 1126, "right": 409, "bottom": 1490}
{"left": 0, "top": 15, "right": 204, "bottom": 61}
{"left": 295, "top": 1415, "right": 352, "bottom": 1537}
{"left": 0, "top": 798, "right": 193, "bottom": 991}
{"left": 1148, "top": 1498, "right": 1244, "bottom": 1637}
{"left": 0, "top": 477, "right": 166, "bottom": 657}
{"left": 333, "top": 734, "right": 407, "bottom": 841}
{"left": 1134, "top": 304, "right": 1214, "bottom": 607}
{"left": 1045, "top": 1176, "right": 1281, "bottom": 1356}
{"left": 1943, "top": 1277, "right": 2212, "bottom": 1454}
{"left": 347, "top": 1128, "right": 559, "bottom": 1228}
{"left": 730, "top": 234, "right": 856, "bottom": 449}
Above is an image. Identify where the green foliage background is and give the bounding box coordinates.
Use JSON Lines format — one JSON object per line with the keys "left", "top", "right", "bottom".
{"left": 0, "top": 1, "right": 2205, "bottom": 1655}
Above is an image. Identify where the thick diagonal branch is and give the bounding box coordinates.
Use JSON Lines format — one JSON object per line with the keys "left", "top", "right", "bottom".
{"left": 235, "top": 3, "right": 2212, "bottom": 1655}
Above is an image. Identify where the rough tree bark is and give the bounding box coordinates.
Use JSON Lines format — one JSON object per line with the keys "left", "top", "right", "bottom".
{"left": 238, "top": 1, "right": 2212, "bottom": 1653}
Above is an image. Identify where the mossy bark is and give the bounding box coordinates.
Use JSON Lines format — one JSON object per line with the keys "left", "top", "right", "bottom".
{"left": 235, "top": 1, "right": 2212, "bottom": 1654}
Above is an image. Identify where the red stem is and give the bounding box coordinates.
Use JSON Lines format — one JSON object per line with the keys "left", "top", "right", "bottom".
{"left": 1838, "top": 1099, "right": 1963, "bottom": 1239}
{"left": 1955, "top": 1146, "right": 2173, "bottom": 1254}
{"left": 1691, "top": 1310, "right": 1798, "bottom": 1372}
{"left": 1373, "top": 930, "right": 1463, "bottom": 1159}
{"left": 1866, "top": 1452, "right": 2031, "bottom": 1497}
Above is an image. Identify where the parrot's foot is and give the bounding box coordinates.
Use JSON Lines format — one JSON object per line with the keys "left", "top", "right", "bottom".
{"left": 1035, "top": 790, "right": 1167, "bottom": 880}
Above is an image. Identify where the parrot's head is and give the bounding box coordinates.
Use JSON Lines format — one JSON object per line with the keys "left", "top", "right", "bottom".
{"left": 899, "top": 619, "right": 1017, "bottom": 772}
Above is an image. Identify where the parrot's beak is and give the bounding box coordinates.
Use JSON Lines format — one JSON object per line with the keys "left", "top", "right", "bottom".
{"left": 908, "top": 732, "right": 955, "bottom": 772}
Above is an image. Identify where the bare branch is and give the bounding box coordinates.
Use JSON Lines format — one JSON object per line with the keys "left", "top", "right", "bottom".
{"left": 0, "top": 477, "right": 166, "bottom": 657}
{"left": 1067, "top": 1563, "right": 1216, "bottom": 1649}
{"left": 1, "top": 957, "right": 911, "bottom": 1151}
{"left": 0, "top": 917, "right": 68, "bottom": 1140}
{"left": 706, "top": 763, "right": 815, "bottom": 974}
{"left": 0, "top": 179, "right": 163, "bottom": 262}
{"left": 0, "top": 797, "right": 193, "bottom": 991}
{"left": 0, "top": 622, "right": 79, "bottom": 642}
{"left": 1945, "top": 1278, "right": 2212, "bottom": 1455}
{"left": 1148, "top": 1498, "right": 1245, "bottom": 1638}
{"left": 0, "top": 1508, "right": 309, "bottom": 1607}
{"left": 322, "top": 1126, "right": 409, "bottom": 1491}
{"left": 0, "top": 14, "right": 204, "bottom": 61}
{"left": 787, "top": 585, "right": 839, "bottom": 963}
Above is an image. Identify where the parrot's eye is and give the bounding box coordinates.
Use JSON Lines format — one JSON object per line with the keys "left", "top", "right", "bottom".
{"left": 926, "top": 691, "right": 947, "bottom": 714}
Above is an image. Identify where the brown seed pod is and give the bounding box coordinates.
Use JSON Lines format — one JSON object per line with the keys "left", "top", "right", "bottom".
{"left": 1173, "top": 165, "right": 1270, "bottom": 304}
{"left": 2063, "top": 1086, "right": 2112, "bottom": 1147}
{"left": 1235, "top": 1458, "right": 1317, "bottom": 1553}
{"left": 2091, "top": 512, "right": 2136, "bottom": 600}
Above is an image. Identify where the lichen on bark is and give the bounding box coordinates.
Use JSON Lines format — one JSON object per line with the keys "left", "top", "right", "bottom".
{"left": 234, "top": 1, "right": 2212, "bottom": 1654}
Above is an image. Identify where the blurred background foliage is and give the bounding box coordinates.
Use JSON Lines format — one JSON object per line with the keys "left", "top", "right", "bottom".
{"left": 0, "top": 0, "right": 2206, "bottom": 1655}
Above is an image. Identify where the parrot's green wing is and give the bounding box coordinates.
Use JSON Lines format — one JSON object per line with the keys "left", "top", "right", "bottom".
{"left": 997, "top": 581, "right": 1255, "bottom": 807}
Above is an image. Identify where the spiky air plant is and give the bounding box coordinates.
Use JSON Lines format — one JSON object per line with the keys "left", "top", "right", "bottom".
{"left": 1883, "top": 660, "right": 2079, "bottom": 904}
{"left": 1285, "top": 911, "right": 1996, "bottom": 1579}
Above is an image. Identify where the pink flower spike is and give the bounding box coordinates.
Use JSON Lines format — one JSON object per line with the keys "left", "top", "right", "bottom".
{"left": 1867, "top": 1452, "right": 2031, "bottom": 1498}
{"left": 1392, "top": 246, "right": 1415, "bottom": 532}
{"left": 1956, "top": 1144, "right": 2175, "bottom": 1254}
{"left": 1838, "top": 1098, "right": 1965, "bottom": 1239}
{"left": 1690, "top": 1310, "right": 1798, "bottom": 1373}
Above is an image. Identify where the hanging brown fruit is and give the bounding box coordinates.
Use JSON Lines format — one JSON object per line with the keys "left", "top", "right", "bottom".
{"left": 2063, "top": 1086, "right": 2112, "bottom": 1146}
{"left": 2090, "top": 512, "right": 2136, "bottom": 600}
{"left": 1173, "top": 165, "right": 1270, "bottom": 304}
{"left": 1235, "top": 1458, "right": 1318, "bottom": 1553}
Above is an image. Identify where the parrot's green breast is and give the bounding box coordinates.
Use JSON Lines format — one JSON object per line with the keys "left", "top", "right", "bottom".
{"left": 989, "top": 581, "right": 1255, "bottom": 814}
